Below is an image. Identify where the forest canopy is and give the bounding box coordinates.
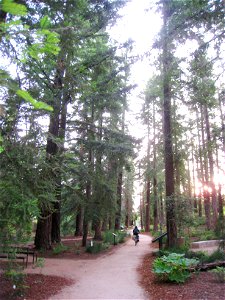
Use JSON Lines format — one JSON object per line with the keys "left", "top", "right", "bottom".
{"left": 0, "top": 0, "right": 224, "bottom": 249}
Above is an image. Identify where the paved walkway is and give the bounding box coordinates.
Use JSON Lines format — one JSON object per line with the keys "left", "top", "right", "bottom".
{"left": 27, "top": 234, "right": 152, "bottom": 300}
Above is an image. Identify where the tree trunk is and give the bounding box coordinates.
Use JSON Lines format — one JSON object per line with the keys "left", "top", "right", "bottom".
{"left": 200, "top": 104, "right": 211, "bottom": 229}
{"left": 145, "top": 179, "right": 151, "bottom": 232}
{"left": 153, "top": 177, "right": 158, "bottom": 231}
{"left": 145, "top": 102, "right": 151, "bottom": 233}
{"left": 196, "top": 109, "right": 203, "bottom": 217}
{"left": 94, "top": 220, "right": 102, "bottom": 240}
{"left": 115, "top": 171, "right": 122, "bottom": 230}
{"left": 75, "top": 206, "right": 84, "bottom": 236}
{"left": 159, "top": 192, "right": 164, "bottom": 232}
{"left": 192, "top": 147, "right": 198, "bottom": 213}
{"left": 140, "top": 193, "right": 144, "bottom": 230}
{"left": 35, "top": 101, "right": 60, "bottom": 249}
{"left": 153, "top": 100, "right": 158, "bottom": 231}
{"left": 82, "top": 216, "right": 89, "bottom": 247}
{"left": 51, "top": 92, "right": 68, "bottom": 242}
{"left": 219, "top": 91, "right": 225, "bottom": 153}
{"left": 204, "top": 105, "right": 218, "bottom": 226}
{"left": 162, "top": 0, "right": 177, "bottom": 248}
{"left": 35, "top": 211, "right": 52, "bottom": 250}
{"left": 35, "top": 56, "right": 66, "bottom": 248}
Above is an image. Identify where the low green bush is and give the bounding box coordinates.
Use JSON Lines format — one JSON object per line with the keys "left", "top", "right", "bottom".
{"left": 185, "top": 250, "right": 209, "bottom": 264}
{"left": 207, "top": 249, "right": 225, "bottom": 263}
{"left": 86, "top": 241, "right": 110, "bottom": 254}
{"left": 190, "top": 229, "right": 217, "bottom": 241}
{"left": 153, "top": 253, "right": 199, "bottom": 283}
{"left": 210, "top": 267, "right": 225, "bottom": 283}
{"left": 185, "top": 249, "right": 225, "bottom": 264}
{"left": 116, "top": 231, "right": 128, "bottom": 243}
{"left": 52, "top": 243, "right": 69, "bottom": 255}
{"left": 4, "top": 268, "right": 27, "bottom": 297}
{"left": 102, "top": 230, "right": 128, "bottom": 245}
{"left": 102, "top": 231, "right": 115, "bottom": 244}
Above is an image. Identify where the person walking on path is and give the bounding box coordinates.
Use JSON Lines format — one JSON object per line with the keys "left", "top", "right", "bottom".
{"left": 133, "top": 225, "right": 140, "bottom": 245}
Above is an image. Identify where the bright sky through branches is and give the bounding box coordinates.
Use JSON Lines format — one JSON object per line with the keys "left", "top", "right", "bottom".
{"left": 109, "top": 0, "right": 162, "bottom": 146}
{"left": 110, "top": 0, "right": 162, "bottom": 90}
{"left": 109, "top": 0, "right": 163, "bottom": 210}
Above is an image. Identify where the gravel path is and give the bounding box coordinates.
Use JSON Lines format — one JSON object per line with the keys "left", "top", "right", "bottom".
{"left": 27, "top": 234, "right": 152, "bottom": 300}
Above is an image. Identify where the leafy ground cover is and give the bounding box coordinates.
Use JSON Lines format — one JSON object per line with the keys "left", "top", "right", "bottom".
{"left": 139, "top": 252, "right": 225, "bottom": 300}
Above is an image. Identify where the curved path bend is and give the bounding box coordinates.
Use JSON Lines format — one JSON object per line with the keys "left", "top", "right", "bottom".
{"left": 27, "top": 234, "right": 152, "bottom": 300}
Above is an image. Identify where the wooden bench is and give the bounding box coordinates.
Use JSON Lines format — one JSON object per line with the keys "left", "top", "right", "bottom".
{"left": 0, "top": 245, "right": 38, "bottom": 267}
{"left": 152, "top": 232, "right": 168, "bottom": 250}
{"left": 0, "top": 251, "right": 27, "bottom": 268}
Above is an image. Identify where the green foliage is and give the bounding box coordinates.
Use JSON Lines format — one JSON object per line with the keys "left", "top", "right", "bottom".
{"left": 117, "top": 231, "right": 128, "bottom": 243}
{"left": 4, "top": 267, "right": 27, "bottom": 297}
{"left": 207, "top": 249, "right": 225, "bottom": 263}
{"left": 215, "top": 216, "right": 225, "bottom": 241}
{"left": 200, "top": 231, "right": 217, "bottom": 241}
{"left": 33, "top": 257, "right": 45, "bottom": 269}
{"left": 2, "top": 0, "right": 27, "bottom": 16}
{"left": 102, "top": 230, "right": 128, "bottom": 245}
{"left": 185, "top": 250, "right": 209, "bottom": 264}
{"left": 210, "top": 267, "right": 225, "bottom": 283}
{"left": 153, "top": 253, "right": 199, "bottom": 283}
{"left": 86, "top": 241, "right": 110, "bottom": 254}
{"left": 16, "top": 90, "right": 53, "bottom": 112}
{"left": 52, "top": 243, "right": 69, "bottom": 255}
{"left": 185, "top": 249, "right": 225, "bottom": 264}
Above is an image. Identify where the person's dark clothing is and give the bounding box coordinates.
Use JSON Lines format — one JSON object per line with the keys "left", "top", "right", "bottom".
{"left": 133, "top": 226, "right": 140, "bottom": 236}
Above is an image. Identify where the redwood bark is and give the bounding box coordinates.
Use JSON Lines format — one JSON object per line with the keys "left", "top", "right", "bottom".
{"left": 115, "top": 171, "right": 122, "bottom": 230}
{"left": 162, "top": 0, "right": 177, "bottom": 248}
{"left": 75, "top": 206, "right": 84, "bottom": 236}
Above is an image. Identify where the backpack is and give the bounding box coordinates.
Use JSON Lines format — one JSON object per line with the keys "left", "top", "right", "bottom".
{"left": 133, "top": 228, "right": 139, "bottom": 235}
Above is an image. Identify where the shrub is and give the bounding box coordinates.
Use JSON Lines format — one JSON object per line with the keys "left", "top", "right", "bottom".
{"left": 207, "top": 249, "right": 225, "bottom": 263}
{"left": 86, "top": 241, "right": 109, "bottom": 254}
{"left": 153, "top": 253, "right": 199, "bottom": 283}
{"left": 102, "top": 230, "right": 128, "bottom": 245}
{"left": 185, "top": 250, "right": 209, "bottom": 264}
{"left": 102, "top": 231, "right": 115, "bottom": 244}
{"left": 4, "top": 268, "right": 27, "bottom": 297}
{"left": 116, "top": 231, "right": 128, "bottom": 243}
{"left": 210, "top": 267, "right": 225, "bottom": 283}
{"left": 52, "top": 243, "right": 69, "bottom": 255}
{"left": 185, "top": 249, "right": 225, "bottom": 264}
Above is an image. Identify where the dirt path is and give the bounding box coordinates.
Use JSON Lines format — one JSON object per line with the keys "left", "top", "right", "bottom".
{"left": 26, "top": 234, "right": 152, "bottom": 299}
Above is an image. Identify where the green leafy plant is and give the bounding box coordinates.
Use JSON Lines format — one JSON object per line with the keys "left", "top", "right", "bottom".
{"left": 4, "top": 267, "right": 27, "bottom": 297}
{"left": 153, "top": 253, "right": 199, "bottom": 283}
{"left": 86, "top": 241, "right": 110, "bottom": 254}
{"left": 185, "top": 250, "right": 209, "bottom": 264}
{"left": 34, "top": 257, "right": 45, "bottom": 269}
{"left": 207, "top": 249, "right": 225, "bottom": 263}
{"left": 102, "top": 230, "right": 128, "bottom": 245}
{"left": 210, "top": 267, "right": 225, "bottom": 283}
{"left": 52, "top": 243, "right": 69, "bottom": 255}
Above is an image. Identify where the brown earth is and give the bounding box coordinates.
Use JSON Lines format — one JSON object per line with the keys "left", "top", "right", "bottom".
{"left": 0, "top": 235, "right": 224, "bottom": 300}
{"left": 0, "top": 271, "right": 73, "bottom": 300}
{"left": 139, "top": 252, "right": 225, "bottom": 300}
